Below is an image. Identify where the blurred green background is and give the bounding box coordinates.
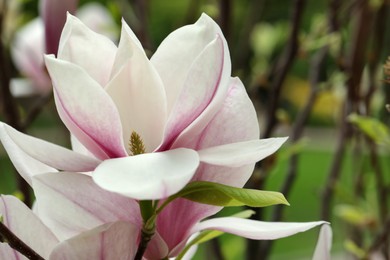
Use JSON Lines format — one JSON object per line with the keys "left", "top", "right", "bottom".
{"left": 1, "top": 0, "right": 390, "bottom": 259}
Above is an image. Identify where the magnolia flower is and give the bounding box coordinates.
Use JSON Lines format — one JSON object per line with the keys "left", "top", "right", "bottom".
{"left": 0, "top": 13, "right": 330, "bottom": 259}
{"left": 0, "top": 184, "right": 331, "bottom": 260}
{"left": 11, "top": 1, "right": 116, "bottom": 96}
{"left": 0, "top": 195, "right": 140, "bottom": 260}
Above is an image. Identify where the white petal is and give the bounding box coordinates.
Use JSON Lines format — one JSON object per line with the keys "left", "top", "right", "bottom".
{"left": 49, "top": 221, "right": 138, "bottom": 260}
{"left": 11, "top": 18, "right": 51, "bottom": 93}
{"left": 0, "top": 123, "right": 56, "bottom": 186}
{"left": 152, "top": 13, "right": 230, "bottom": 114}
{"left": 58, "top": 13, "right": 116, "bottom": 86}
{"left": 159, "top": 35, "right": 230, "bottom": 151}
{"left": 0, "top": 195, "right": 59, "bottom": 258}
{"left": 0, "top": 123, "right": 100, "bottom": 172}
{"left": 312, "top": 224, "right": 332, "bottom": 260}
{"left": 106, "top": 21, "right": 167, "bottom": 153}
{"left": 198, "top": 137, "right": 288, "bottom": 167}
{"left": 32, "top": 172, "right": 141, "bottom": 241}
{"left": 93, "top": 149, "right": 199, "bottom": 200}
{"left": 10, "top": 78, "right": 42, "bottom": 97}
{"left": 45, "top": 55, "right": 127, "bottom": 159}
{"left": 192, "top": 217, "right": 327, "bottom": 240}
{"left": 0, "top": 244, "right": 19, "bottom": 260}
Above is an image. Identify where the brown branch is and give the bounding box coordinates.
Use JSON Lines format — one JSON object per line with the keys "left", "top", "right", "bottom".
{"left": 262, "top": 0, "right": 306, "bottom": 139}
{"left": 232, "top": 0, "right": 265, "bottom": 76}
{"left": 369, "top": 216, "right": 390, "bottom": 259}
{"left": 363, "top": 0, "right": 389, "bottom": 224}
{"left": 218, "top": 0, "right": 232, "bottom": 42}
{"left": 129, "top": 0, "right": 152, "bottom": 51}
{"left": 0, "top": 221, "right": 44, "bottom": 260}
{"left": 21, "top": 94, "right": 52, "bottom": 129}
{"left": 321, "top": 0, "right": 373, "bottom": 222}
{"left": 259, "top": 40, "right": 331, "bottom": 260}
{"left": 246, "top": 1, "right": 307, "bottom": 259}
{"left": 210, "top": 238, "right": 224, "bottom": 260}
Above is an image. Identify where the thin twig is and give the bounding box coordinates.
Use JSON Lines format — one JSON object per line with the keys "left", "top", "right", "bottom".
{"left": 232, "top": 0, "right": 264, "bottom": 77}
{"left": 262, "top": 0, "right": 306, "bottom": 139}
{"left": 369, "top": 216, "right": 390, "bottom": 258}
{"left": 130, "top": 0, "right": 152, "bottom": 51}
{"left": 0, "top": 221, "right": 44, "bottom": 260}
{"left": 210, "top": 239, "right": 224, "bottom": 260}
{"left": 21, "top": 94, "right": 52, "bottom": 129}
{"left": 218, "top": 0, "right": 232, "bottom": 44}
{"left": 259, "top": 44, "right": 328, "bottom": 260}
{"left": 246, "top": 1, "right": 307, "bottom": 259}
{"left": 364, "top": 1, "right": 389, "bottom": 223}
{"left": 321, "top": 0, "right": 372, "bottom": 222}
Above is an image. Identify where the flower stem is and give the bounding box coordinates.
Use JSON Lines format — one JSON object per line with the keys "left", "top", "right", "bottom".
{"left": 135, "top": 200, "right": 157, "bottom": 260}
{"left": 134, "top": 214, "right": 156, "bottom": 260}
{"left": 0, "top": 221, "right": 44, "bottom": 260}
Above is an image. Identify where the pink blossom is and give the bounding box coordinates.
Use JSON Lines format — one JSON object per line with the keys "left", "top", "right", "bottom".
{"left": 0, "top": 13, "right": 330, "bottom": 259}
{"left": 0, "top": 195, "right": 139, "bottom": 260}
{"left": 10, "top": 1, "right": 116, "bottom": 96}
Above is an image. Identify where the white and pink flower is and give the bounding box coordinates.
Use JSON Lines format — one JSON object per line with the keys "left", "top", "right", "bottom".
{"left": 1, "top": 13, "right": 330, "bottom": 259}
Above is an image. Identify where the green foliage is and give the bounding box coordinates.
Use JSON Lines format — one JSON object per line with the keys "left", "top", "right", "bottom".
{"left": 344, "top": 240, "right": 367, "bottom": 259}
{"left": 348, "top": 114, "right": 390, "bottom": 146}
{"left": 334, "top": 204, "right": 375, "bottom": 227}
{"left": 171, "top": 181, "right": 289, "bottom": 208}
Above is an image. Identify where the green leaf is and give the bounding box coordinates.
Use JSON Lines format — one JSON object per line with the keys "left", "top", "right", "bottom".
{"left": 170, "top": 181, "right": 289, "bottom": 208}
{"left": 335, "top": 204, "right": 375, "bottom": 227}
{"left": 344, "top": 240, "right": 367, "bottom": 259}
{"left": 348, "top": 114, "right": 390, "bottom": 145}
{"left": 175, "top": 210, "right": 254, "bottom": 260}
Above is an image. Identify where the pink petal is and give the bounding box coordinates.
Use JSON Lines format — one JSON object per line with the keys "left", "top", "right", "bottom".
{"left": 192, "top": 217, "right": 328, "bottom": 240}
{"left": 179, "top": 77, "right": 259, "bottom": 149}
{"left": 151, "top": 13, "right": 230, "bottom": 115}
{"left": 76, "top": 3, "right": 117, "bottom": 41}
{"left": 57, "top": 14, "right": 116, "bottom": 86}
{"left": 40, "top": 0, "right": 79, "bottom": 54}
{"left": 49, "top": 221, "right": 139, "bottom": 260}
{"left": 93, "top": 148, "right": 199, "bottom": 200}
{"left": 0, "top": 123, "right": 100, "bottom": 172}
{"left": 0, "top": 123, "right": 56, "bottom": 186}
{"left": 32, "top": 172, "right": 141, "bottom": 241}
{"left": 105, "top": 21, "right": 167, "bottom": 153}
{"left": 156, "top": 197, "right": 214, "bottom": 254}
{"left": 0, "top": 195, "right": 59, "bottom": 258}
{"left": 45, "top": 55, "right": 127, "bottom": 159}
{"left": 144, "top": 232, "right": 169, "bottom": 259}
{"left": 11, "top": 18, "right": 52, "bottom": 94}
{"left": 159, "top": 34, "right": 230, "bottom": 150}
{"left": 0, "top": 244, "right": 19, "bottom": 260}
{"left": 156, "top": 78, "right": 261, "bottom": 250}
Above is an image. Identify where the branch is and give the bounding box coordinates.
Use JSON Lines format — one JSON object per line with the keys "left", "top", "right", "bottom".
{"left": 321, "top": 0, "right": 373, "bottom": 222}
{"left": 21, "top": 94, "right": 52, "bottom": 129}
{"left": 218, "top": 0, "right": 232, "bottom": 42}
{"left": 262, "top": 0, "right": 306, "bottom": 139}
{"left": 232, "top": 0, "right": 265, "bottom": 76}
{"left": 246, "top": 1, "right": 307, "bottom": 259}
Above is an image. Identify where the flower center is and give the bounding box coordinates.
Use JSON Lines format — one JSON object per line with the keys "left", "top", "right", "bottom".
{"left": 129, "top": 131, "right": 146, "bottom": 155}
